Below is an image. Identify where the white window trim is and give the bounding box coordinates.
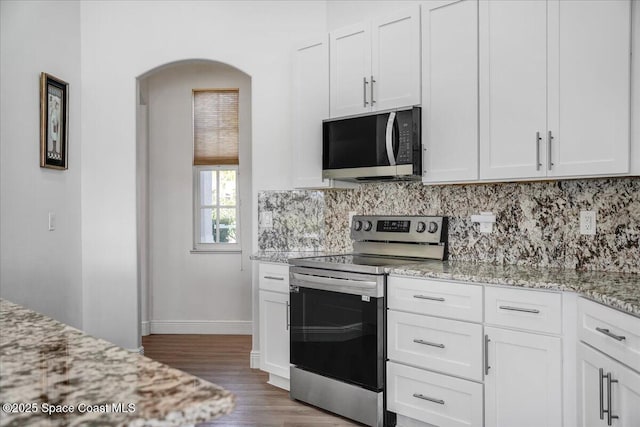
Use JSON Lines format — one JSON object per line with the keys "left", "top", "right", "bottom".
{"left": 192, "top": 165, "right": 241, "bottom": 253}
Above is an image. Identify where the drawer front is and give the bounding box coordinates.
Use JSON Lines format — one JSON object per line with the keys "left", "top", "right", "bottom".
{"left": 485, "top": 286, "right": 562, "bottom": 334}
{"left": 258, "top": 262, "right": 290, "bottom": 293}
{"left": 578, "top": 297, "right": 640, "bottom": 370}
{"left": 387, "top": 361, "right": 483, "bottom": 427}
{"left": 388, "top": 276, "right": 483, "bottom": 322}
{"left": 388, "top": 310, "right": 483, "bottom": 381}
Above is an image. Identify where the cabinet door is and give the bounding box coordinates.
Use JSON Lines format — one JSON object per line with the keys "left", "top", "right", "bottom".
{"left": 329, "top": 22, "right": 371, "bottom": 117}
{"left": 578, "top": 343, "right": 640, "bottom": 427}
{"left": 547, "top": 0, "right": 631, "bottom": 177}
{"left": 422, "top": 0, "right": 478, "bottom": 183}
{"left": 292, "top": 36, "right": 331, "bottom": 189}
{"left": 485, "top": 326, "right": 562, "bottom": 427}
{"left": 578, "top": 343, "right": 609, "bottom": 427}
{"left": 259, "top": 290, "right": 290, "bottom": 379}
{"left": 479, "top": 0, "right": 547, "bottom": 180}
{"left": 371, "top": 6, "right": 421, "bottom": 111}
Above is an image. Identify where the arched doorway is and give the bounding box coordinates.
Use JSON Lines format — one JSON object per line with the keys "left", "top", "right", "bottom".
{"left": 136, "top": 60, "right": 253, "bottom": 345}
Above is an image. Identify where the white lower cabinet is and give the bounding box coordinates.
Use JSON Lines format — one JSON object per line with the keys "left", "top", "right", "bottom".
{"left": 387, "top": 361, "right": 483, "bottom": 427}
{"left": 484, "top": 326, "right": 562, "bottom": 427}
{"left": 387, "top": 277, "right": 566, "bottom": 427}
{"left": 578, "top": 342, "right": 640, "bottom": 427}
{"left": 577, "top": 297, "right": 640, "bottom": 427}
{"left": 388, "top": 310, "right": 483, "bottom": 381}
{"left": 258, "top": 262, "right": 290, "bottom": 390}
{"left": 259, "top": 290, "right": 289, "bottom": 380}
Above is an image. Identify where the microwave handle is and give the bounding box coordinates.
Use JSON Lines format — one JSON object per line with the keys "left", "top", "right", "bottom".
{"left": 385, "top": 112, "right": 397, "bottom": 166}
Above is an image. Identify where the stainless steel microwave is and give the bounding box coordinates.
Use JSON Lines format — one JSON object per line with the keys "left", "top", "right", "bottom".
{"left": 322, "top": 107, "right": 421, "bottom": 182}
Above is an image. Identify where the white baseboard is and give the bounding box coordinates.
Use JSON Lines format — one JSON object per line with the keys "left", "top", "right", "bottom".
{"left": 141, "top": 321, "right": 151, "bottom": 336}
{"left": 149, "top": 320, "right": 252, "bottom": 335}
{"left": 250, "top": 350, "right": 261, "bottom": 369}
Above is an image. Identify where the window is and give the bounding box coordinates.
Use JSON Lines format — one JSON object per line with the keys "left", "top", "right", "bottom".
{"left": 193, "top": 89, "right": 240, "bottom": 251}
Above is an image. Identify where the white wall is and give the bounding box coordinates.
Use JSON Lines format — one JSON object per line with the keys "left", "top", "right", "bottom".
{"left": 326, "top": 0, "right": 419, "bottom": 30}
{"left": 80, "top": 0, "right": 327, "bottom": 348}
{"left": 0, "top": 0, "right": 83, "bottom": 328}
{"left": 143, "top": 61, "right": 252, "bottom": 333}
{"left": 632, "top": 0, "right": 640, "bottom": 173}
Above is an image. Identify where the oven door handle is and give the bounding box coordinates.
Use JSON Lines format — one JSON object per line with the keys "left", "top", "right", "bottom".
{"left": 290, "top": 272, "right": 380, "bottom": 298}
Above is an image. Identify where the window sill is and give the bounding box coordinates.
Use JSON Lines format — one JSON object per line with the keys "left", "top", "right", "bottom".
{"left": 190, "top": 248, "right": 242, "bottom": 254}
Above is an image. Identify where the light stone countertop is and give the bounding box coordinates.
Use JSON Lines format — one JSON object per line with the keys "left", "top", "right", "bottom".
{"left": 252, "top": 251, "right": 639, "bottom": 318}
{"left": 250, "top": 250, "right": 330, "bottom": 264}
{"left": 0, "top": 299, "right": 234, "bottom": 427}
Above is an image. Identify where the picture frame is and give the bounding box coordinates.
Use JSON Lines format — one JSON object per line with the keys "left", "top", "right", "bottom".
{"left": 40, "top": 73, "right": 69, "bottom": 170}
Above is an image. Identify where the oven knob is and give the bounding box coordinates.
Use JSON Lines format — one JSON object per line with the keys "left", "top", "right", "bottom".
{"left": 416, "top": 221, "right": 426, "bottom": 233}
{"left": 353, "top": 220, "right": 363, "bottom": 231}
{"left": 428, "top": 221, "right": 439, "bottom": 233}
{"left": 363, "top": 221, "right": 373, "bottom": 231}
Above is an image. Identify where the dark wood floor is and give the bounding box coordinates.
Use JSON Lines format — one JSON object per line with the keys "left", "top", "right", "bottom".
{"left": 142, "top": 334, "right": 361, "bottom": 426}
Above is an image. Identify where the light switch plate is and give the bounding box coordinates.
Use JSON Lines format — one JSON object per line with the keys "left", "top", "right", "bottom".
{"left": 580, "top": 210, "right": 596, "bottom": 235}
{"left": 259, "top": 211, "right": 273, "bottom": 229}
{"left": 48, "top": 212, "right": 56, "bottom": 231}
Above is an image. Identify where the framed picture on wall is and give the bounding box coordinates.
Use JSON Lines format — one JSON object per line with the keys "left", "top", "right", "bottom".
{"left": 40, "top": 72, "right": 69, "bottom": 170}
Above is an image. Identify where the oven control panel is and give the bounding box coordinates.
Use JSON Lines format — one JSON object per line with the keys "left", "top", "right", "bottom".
{"left": 350, "top": 215, "right": 447, "bottom": 244}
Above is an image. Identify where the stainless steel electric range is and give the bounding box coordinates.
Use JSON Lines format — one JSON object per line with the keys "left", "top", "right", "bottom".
{"left": 288, "top": 215, "right": 448, "bottom": 427}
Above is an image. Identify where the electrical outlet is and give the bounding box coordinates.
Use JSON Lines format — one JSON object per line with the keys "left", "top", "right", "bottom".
{"left": 580, "top": 210, "right": 596, "bottom": 235}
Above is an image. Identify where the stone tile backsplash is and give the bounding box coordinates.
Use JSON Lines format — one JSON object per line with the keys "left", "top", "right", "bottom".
{"left": 258, "top": 177, "right": 639, "bottom": 273}
{"left": 257, "top": 190, "right": 324, "bottom": 251}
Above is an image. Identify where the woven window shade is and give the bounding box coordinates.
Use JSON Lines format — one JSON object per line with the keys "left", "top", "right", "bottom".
{"left": 193, "top": 89, "right": 239, "bottom": 165}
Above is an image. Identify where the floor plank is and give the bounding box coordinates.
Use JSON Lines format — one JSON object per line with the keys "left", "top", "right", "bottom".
{"left": 142, "top": 334, "right": 361, "bottom": 426}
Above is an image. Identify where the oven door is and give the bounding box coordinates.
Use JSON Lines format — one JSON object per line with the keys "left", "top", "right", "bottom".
{"left": 289, "top": 266, "right": 385, "bottom": 392}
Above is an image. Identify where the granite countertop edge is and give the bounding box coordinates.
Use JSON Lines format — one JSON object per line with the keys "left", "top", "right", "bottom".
{"left": 0, "top": 299, "right": 235, "bottom": 427}
{"left": 251, "top": 251, "right": 640, "bottom": 318}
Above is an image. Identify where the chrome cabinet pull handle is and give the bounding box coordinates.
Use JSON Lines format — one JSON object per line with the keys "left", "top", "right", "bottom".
{"left": 363, "top": 77, "right": 369, "bottom": 107}
{"left": 484, "top": 334, "right": 491, "bottom": 375}
{"left": 599, "top": 368, "right": 606, "bottom": 420}
{"left": 413, "top": 339, "right": 445, "bottom": 349}
{"left": 536, "top": 132, "right": 542, "bottom": 170}
{"left": 286, "top": 301, "right": 290, "bottom": 331}
{"left": 412, "top": 393, "right": 445, "bottom": 405}
{"left": 596, "top": 327, "right": 626, "bottom": 342}
{"left": 548, "top": 131, "right": 554, "bottom": 170}
{"left": 413, "top": 295, "right": 445, "bottom": 302}
{"left": 264, "top": 275, "right": 284, "bottom": 281}
{"left": 370, "top": 75, "right": 376, "bottom": 105}
{"left": 499, "top": 305, "right": 540, "bottom": 314}
{"left": 606, "top": 372, "right": 619, "bottom": 425}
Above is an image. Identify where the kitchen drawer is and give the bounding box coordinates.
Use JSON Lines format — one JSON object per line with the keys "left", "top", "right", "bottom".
{"left": 578, "top": 297, "right": 640, "bottom": 371}
{"left": 387, "top": 361, "right": 483, "bottom": 427}
{"left": 388, "top": 276, "right": 483, "bottom": 322}
{"left": 258, "top": 262, "right": 290, "bottom": 293}
{"left": 485, "top": 286, "right": 562, "bottom": 334}
{"left": 388, "top": 310, "right": 483, "bottom": 381}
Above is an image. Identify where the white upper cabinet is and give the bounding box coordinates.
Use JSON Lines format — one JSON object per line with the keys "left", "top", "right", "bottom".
{"left": 479, "top": 0, "right": 631, "bottom": 181}
{"left": 422, "top": 0, "right": 479, "bottom": 183}
{"left": 292, "top": 36, "right": 331, "bottom": 189}
{"left": 371, "top": 7, "right": 421, "bottom": 112}
{"left": 330, "top": 6, "right": 420, "bottom": 117}
{"left": 329, "top": 23, "right": 372, "bottom": 118}
{"left": 547, "top": 0, "right": 631, "bottom": 177}
{"left": 479, "top": 0, "right": 548, "bottom": 180}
